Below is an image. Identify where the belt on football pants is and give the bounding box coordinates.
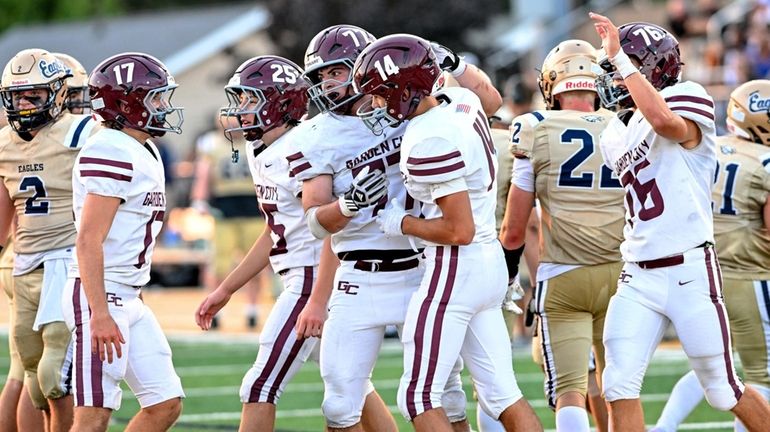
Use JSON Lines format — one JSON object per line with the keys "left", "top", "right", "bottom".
{"left": 352, "top": 258, "right": 420, "bottom": 273}
{"left": 635, "top": 241, "right": 711, "bottom": 270}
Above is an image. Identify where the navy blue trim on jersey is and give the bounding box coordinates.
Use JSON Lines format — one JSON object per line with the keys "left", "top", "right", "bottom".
{"left": 70, "top": 117, "right": 91, "bottom": 148}
{"left": 531, "top": 111, "right": 545, "bottom": 122}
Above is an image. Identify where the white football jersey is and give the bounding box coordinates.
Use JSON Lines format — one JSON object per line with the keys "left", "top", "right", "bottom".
{"left": 247, "top": 134, "right": 322, "bottom": 273}
{"left": 288, "top": 112, "right": 417, "bottom": 254}
{"left": 599, "top": 81, "right": 717, "bottom": 262}
{"left": 401, "top": 87, "right": 499, "bottom": 247}
{"left": 70, "top": 129, "right": 166, "bottom": 287}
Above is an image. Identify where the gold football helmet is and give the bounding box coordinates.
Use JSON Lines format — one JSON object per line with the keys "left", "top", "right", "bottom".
{"left": 538, "top": 39, "right": 598, "bottom": 110}
{"left": 0, "top": 48, "right": 70, "bottom": 134}
{"left": 53, "top": 52, "right": 89, "bottom": 113}
{"left": 726, "top": 79, "right": 770, "bottom": 145}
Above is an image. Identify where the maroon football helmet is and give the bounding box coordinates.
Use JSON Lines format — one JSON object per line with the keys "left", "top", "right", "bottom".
{"left": 352, "top": 34, "right": 441, "bottom": 135}
{"left": 302, "top": 24, "right": 375, "bottom": 114}
{"left": 89, "top": 52, "right": 183, "bottom": 137}
{"left": 221, "top": 55, "right": 309, "bottom": 143}
{"left": 595, "top": 22, "right": 682, "bottom": 109}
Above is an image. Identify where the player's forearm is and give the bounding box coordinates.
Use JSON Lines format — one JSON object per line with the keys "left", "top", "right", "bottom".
{"left": 76, "top": 238, "right": 110, "bottom": 317}
{"left": 401, "top": 214, "right": 474, "bottom": 246}
{"left": 307, "top": 237, "right": 337, "bottom": 307}
{"left": 219, "top": 230, "right": 271, "bottom": 294}
{"left": 455, "top": 65, "right": 503, "bottom": 116}
{"left": 499, "top": 186, "right": 533, "bottom": 249}
{"left": 315, "top": 201, "right": 351, "bottom": 233}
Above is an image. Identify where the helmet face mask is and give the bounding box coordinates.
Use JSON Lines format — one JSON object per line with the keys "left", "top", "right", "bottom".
{"left": 726, "top": 79, "right": 770, "bottom": 145}
{"left": 302, "top": 25, "right": 375, "bottom": 114}
{"left": 1, "top": 49, "right": 69, "bottom": 134}
{"left": 54, "top": 53, "right": 89, "bottom": 113}
{"left": 221, "top": 86, "right": 269, "bottom": 141}
{"left": 89, "top": 52, "right": 184, "bottom": 137}
{"left": 594, "top": 56, "right": 635, "bottom": 109}
{"left": 595, "top": 22, "right": 682, "bottom": 109}
{"left": 220, "top": 55, "right": 309, "bottom": 143}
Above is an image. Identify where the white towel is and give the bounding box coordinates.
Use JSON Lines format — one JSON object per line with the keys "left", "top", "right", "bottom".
{"left": 33, "top": 257, "right": 72, "bottom": 331}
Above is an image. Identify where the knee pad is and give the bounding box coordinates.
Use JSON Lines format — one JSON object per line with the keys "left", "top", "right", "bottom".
{"left": 322, "top": 394, "right": 360, "bottom": 428}
{"left": 602, "top": 363, "right": 643, "bottom": 402}
{"left": 39, "top": 322, "right": 72, "bottom": 399}
{"left": 691, "top": 354, "right": 744, "bottom": 411}
{"left": 25, "top": 372, "right": 48, "bottom": 410}
{"left": 442, "top": 387, "right": 467, "bottom": 423}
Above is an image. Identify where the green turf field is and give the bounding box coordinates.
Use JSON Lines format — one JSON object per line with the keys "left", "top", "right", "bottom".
{"left": 0, "top": 334, "right": 737, "bottom": 431}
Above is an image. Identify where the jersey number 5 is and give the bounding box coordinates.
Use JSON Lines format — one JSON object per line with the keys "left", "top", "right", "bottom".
{"left": 19, "top": 176, "right": 49, "bottom": 215}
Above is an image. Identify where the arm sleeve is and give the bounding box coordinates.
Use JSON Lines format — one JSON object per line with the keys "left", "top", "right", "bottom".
{"left": 503, "top": 244, "right": 525, "bottom": 280}
{"left": 76, "top": 144, "right": 133, "bottom": 201}
{"left": 511, "top": 157, "right": 535, "bottom": 193}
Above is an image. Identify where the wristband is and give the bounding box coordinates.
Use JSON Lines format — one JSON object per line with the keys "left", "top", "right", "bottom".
{"left": 610, "top": 50, "right": 639, "bottom": 80}
{"left": 450, "top": 58, "right": 468, "bottom": 77}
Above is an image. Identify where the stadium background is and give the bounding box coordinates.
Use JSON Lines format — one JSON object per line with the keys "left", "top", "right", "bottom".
{"left": 0, "top": 0, "right": 766, "bottom": 430}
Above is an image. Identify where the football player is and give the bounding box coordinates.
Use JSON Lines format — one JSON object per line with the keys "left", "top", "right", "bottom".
{"left": 52, "top": 53, "right": 89, "bottom": 114}
{"left": 190, "top": 112, "right": 267, "bottom": 330}
{"left": 194, "top": 55, "right": 328, "bottom": 431}
{"left": 356, "top": 34, "right": 542, "bottom": 432}
{"left": 652, "top": 80, "right": 770, "bottom": 432}
{"left": 499, "top": 39, "right": 623, "bottom": 432}
{"left": 0, "top": 48, "right": 100, "bottom": 432}
{"left": 590, "top": 13, "right": 770, "bottom": 431}
{"left": 290, "top": 24, "right": 504, "bottom": 432}
{"left": 62, "top": 52, "right": 184, "bottom": 432}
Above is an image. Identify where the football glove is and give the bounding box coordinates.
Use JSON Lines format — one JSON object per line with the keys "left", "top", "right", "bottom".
{"left": 430, "top": 42, "right": 467, "bottom": 76}
{"left": 338, "top": 166, "right": 388, "bottom": 217}
{"left": 376, "top": 198, "right": 407, "bottom": 237}
{"left": 502, "top": 274, "right": 525, "bottom": 315}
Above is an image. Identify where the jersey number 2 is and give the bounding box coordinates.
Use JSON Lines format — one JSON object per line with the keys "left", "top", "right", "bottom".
{"left": 19, "top": 176, "right": 49, "bottom": 215}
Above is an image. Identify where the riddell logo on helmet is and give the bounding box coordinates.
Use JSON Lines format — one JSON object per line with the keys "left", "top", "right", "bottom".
{"left": 565, "top": 81, "right": 595, "bottom": 90}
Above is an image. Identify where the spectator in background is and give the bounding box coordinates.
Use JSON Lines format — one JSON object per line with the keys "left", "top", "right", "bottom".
{"left": 190, "top": 114, "right": 268, "bottom": 330}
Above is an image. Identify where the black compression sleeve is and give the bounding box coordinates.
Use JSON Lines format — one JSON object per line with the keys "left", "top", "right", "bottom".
{"left": 503, "top": 244, "right": 525, "bottom": 280}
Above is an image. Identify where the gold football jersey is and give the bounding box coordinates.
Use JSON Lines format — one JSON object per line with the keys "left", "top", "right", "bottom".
{"left": 197, "top": 130, "right": 255, "bottom": 198}
{"left": 0, "top": 113, "right": 99, "bottom": 254}
{"left": 510, "top": 109, "right": 624, "bottom": 265}
{"left": 712, "top": 135, "right": 770, "bottom": 280}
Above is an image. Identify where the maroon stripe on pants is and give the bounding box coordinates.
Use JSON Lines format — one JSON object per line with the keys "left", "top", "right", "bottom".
{"left": 704, "top": 247, "right": 742, "bottom": 401}
{"left": 265, "top": 267, "right": 314, "bottom": 403}
{"left": 406, "top": 246, "right": 445, "bottom": 419}
{"left": 249, "top": 267, "right": 313, "bottom": 403}
{"left": 73, "top": 279, "right": 85, "bottom": 406}
{"left": 421, "top": 246, "right": 459, "bottom": 412}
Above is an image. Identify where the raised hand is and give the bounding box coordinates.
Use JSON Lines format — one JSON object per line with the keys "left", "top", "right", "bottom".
{"left": 589, "top": 12, "right": 621, "bottom": 58}
{"left": 430, "top": 41, "right": 461, "bottom": 73}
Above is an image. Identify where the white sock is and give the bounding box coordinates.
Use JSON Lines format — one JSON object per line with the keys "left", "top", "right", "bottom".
{"left": 655, "top": 370, "right": 704, "bottom": 431}
{"left": 476, "top": 402, "right": 504, "bottom": 432}
{"left": 555, "top": 406, "right": 589, "bottom": 432}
